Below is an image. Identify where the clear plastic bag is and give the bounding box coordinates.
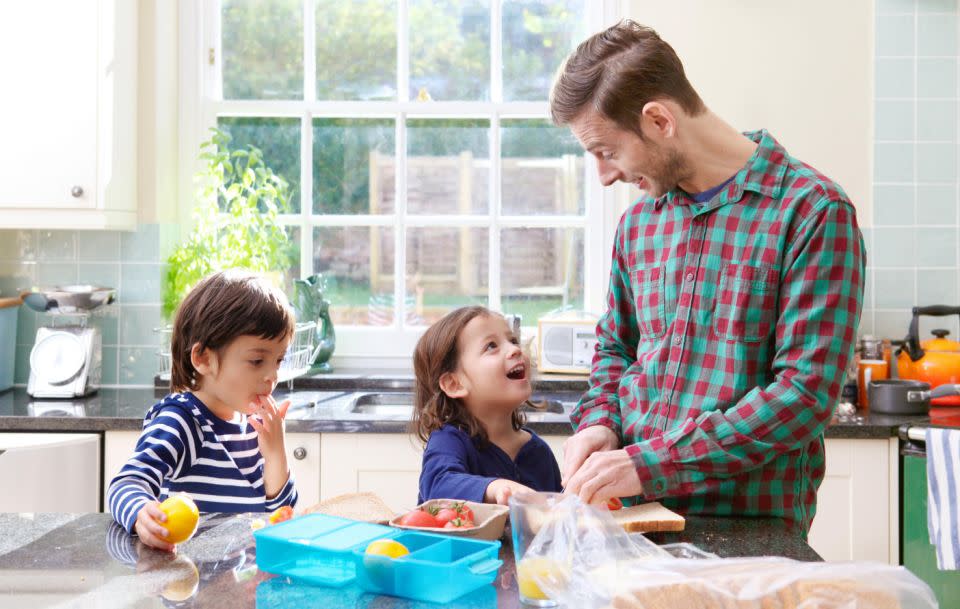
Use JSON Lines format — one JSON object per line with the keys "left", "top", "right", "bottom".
{"left": 522, "top": 496, "right": 938, "bottom": 609}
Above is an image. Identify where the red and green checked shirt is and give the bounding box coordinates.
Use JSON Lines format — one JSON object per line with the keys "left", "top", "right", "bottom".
{"left": 572, "top": 130, "right": 865, "bottom": 534}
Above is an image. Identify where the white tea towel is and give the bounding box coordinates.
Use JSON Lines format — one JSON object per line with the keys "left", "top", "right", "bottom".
{"left": 926, "top": 427, "right": 960, "bottom": 570}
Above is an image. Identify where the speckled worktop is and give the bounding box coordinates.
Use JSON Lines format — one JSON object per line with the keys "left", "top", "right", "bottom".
{"left": 0, "top": 512, "right": 820, "bottom": 609}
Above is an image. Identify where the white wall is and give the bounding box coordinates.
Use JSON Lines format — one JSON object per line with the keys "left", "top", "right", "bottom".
{"left": 623, "top": 0, "right": 874, "bottom": 224}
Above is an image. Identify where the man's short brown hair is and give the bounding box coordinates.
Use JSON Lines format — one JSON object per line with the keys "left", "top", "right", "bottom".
{"left": 550, "top": 19, "right": 705, "bottom": 136}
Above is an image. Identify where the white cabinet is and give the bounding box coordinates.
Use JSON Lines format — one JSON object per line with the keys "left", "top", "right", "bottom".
{"left": 0, "top": 0, "right": 137, "bottom": 229}
{"left": 808, "top": 437, "right": 899, "bottom": 564}
{"left": 320, "top": 434, "right": 425, "bottom": 514}
{"left": 0, "top": 433, "right": 100, "bottom": 512}
{"left": 103, "top": 430, "right": 321, "bottom": 510}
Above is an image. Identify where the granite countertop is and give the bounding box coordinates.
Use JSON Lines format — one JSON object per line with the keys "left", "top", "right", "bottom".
{"left": 0, "top": 512, "right": 820, "bottom": 609}
{"left": 0, "top": 383, "right": 925, "bottom": 438}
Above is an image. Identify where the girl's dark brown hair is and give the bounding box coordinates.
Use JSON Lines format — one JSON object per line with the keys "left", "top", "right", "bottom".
{"left": 169, "top": 269, "right": 296, "bottom": 392}
{"left": 550, "top": 19, "right": 706, "bottom": 137}
{"left": 412, "top": 306, "right": 526, "bottom": 446}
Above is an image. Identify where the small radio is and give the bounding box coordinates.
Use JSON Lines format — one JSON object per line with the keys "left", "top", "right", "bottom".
{"left": 537, "top": 315, "right": 599, "bottom": 374}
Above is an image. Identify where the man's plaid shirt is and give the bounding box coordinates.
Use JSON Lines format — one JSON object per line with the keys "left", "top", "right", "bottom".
{"left": 572, "top": 130, "right": 865, "bottom": 534}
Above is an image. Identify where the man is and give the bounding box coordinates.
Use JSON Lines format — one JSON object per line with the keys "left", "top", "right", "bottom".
{"left": 553, "top": 20, "right": 864, "bottom": 534}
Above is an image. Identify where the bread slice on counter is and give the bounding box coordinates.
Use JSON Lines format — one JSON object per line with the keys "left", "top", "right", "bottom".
{"left": 299, "top": 492, "right": 396, "bottom": 523}
{"left": 612, "top": 501, "right": 685, "bottom": 533}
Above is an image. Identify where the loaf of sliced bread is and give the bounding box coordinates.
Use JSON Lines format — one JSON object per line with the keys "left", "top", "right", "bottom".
{"left": 300, "top": 492, "right": 396, "bottom": 523}
{"left": 612, "top": 501, "right": 685, "bottom": 533}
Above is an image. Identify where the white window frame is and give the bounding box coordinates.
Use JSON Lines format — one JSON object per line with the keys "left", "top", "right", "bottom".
{"left": 179, "top": 0, "right": 626, "bottom": 366}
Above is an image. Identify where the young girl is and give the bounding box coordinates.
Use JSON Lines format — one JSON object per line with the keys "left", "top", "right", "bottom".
{"left": 108, "top": 270, "right": 298, "bottom": 551}
{"left": 413, "top": 306, "right": 563, "bottom": 505}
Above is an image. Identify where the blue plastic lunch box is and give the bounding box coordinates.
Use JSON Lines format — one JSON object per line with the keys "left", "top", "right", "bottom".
{"left": 254, "top": 513, "right": 503, "bottom": 603}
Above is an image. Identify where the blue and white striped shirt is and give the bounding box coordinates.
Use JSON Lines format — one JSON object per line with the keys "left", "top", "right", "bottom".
{"left": 108, "top": 392, "right": 298, "bottom": 533}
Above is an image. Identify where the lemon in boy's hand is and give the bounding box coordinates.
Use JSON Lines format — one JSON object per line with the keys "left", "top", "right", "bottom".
{"left": 364, "top": 538, "right": 410, "bottom": 558}
{"left": 159, "top": 494, "right": 199, "bottom": 544}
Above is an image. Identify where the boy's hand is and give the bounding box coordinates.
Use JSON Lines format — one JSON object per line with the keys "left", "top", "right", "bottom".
{"left": 248, "top": 394, "right": 290, "bottom": 460}
{"left": 134, "top": 501, "right": 176, "bottom": 552}
{"left": 484, "top": 479, "right": 534, "bottom": 505}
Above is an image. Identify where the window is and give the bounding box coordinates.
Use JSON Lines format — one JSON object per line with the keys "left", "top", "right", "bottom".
{"left": 189, "top": 0, "right": 618, "bottom": 360}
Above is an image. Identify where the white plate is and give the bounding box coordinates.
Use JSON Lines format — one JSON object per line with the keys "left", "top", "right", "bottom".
{"left": 30, "top": 332, "right": 86, "bottom": 384}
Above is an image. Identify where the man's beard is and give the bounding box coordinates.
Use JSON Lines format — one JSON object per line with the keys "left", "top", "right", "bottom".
{"left": 645, "top": 146, "right": 688, "bottom": 198}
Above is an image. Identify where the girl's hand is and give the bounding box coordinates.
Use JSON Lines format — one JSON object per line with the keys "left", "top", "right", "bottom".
{"left": 134, "top": 501, "right": 176, "bottom": 552}
{"left": 248, "top": 394, "right": 290, "bottom": 460}
{"left": 484, "top": 479, "right": 534, "bottom": 505}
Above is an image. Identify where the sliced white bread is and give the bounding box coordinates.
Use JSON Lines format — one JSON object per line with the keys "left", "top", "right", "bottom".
{"left": 612, "top": 501, "right": 685, "bottom": 533}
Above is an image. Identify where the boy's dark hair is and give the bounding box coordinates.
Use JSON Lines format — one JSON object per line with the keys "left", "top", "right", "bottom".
{"left": 412, "top": 306, "right": 525, "bottom": 446}
{"left": 550, "top": 19, "right": 706, "bottom": 137}
{"left": 170, "top": 269, "right": 296, "bottom": 392}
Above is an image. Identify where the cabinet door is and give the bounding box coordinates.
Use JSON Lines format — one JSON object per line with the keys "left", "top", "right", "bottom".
{"left": 320, "top": 434, "right": 425, "bottom": 514}
{"left": 807, "top": 438, "right": 898, "bottom": 564}
{"left": 0, "top": 2, "right": 98, "bottom": 209}
{"left": 103, "top": 430, "right": 140, "bottom": 509}
{"left": 0, "top": 433, "right": 100, "bottom": 512}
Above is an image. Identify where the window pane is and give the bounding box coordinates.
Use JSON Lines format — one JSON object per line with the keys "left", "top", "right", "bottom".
{"left": 501, "top": 119, "right": 584, "bottom": 215}
{"left": 501, "top": 227, "right": 584, "bottom": 322}
{"left": 409, "top": 0, "right": 490, "bottom": 101}
{"left": 221, "top": 0, "right": 304, "bottom": 100}
{"left": 313, "top": 226, "right": 396, "bottom": 326}
{"left": 218, "top": 117, "right": 302, "bottom": 213}
{"left": 502, "top": 0, "right": 586, "bottom": 101}
{"left": 313, "top": 118, "right": 395, "bottom": 214}
{"left": 407, "top": 227, "right": 488, "bottom": 325}
{"left": 315, "top": 0, "right": 397, "bottom": 100}
{"left": 407, "top": 119, "right": 489, "bottom": 215}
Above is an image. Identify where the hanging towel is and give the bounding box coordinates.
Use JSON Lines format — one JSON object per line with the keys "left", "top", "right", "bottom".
{"left": 926, "top": 427, "right": 960, "bottom": 570}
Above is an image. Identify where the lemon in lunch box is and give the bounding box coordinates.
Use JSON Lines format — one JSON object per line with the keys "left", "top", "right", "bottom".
{"left": 365, "top": 538, "right": 410, "bottom": 558}
{"left": 363, "top": 538, "right": 410, "bottom": 591}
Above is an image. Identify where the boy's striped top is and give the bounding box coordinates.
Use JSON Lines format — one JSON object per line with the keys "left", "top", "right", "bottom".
{"left": 107, "top": 392, "right": 297, "bottom": 533}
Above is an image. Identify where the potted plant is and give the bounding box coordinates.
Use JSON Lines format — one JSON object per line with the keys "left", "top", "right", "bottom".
{"left": 162, "top": 127, "right": 295, "bottom": 320}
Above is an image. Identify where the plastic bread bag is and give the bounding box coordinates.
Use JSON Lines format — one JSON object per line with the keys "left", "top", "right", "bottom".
{"left": 521, "top": 496, "right": 938, "bottom": 609}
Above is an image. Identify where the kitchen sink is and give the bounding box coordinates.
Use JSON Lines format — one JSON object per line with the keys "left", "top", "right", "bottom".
{"left": 346, "top": 392, "right": 567, "bottom": 417}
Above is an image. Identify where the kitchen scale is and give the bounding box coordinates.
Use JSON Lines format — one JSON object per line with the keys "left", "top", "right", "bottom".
{"left": 22, "top": 286, "right": 115, "bottom": 398}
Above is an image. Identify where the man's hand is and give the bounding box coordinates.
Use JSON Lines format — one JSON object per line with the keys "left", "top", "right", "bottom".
{"left": 484, "top": 479, "right": 534, "bottom": 505}
{"left": 134, "top": 501, "right": 176, "bottom": 552}
{"left": 563, "top": 448, "right": 644, "bottom": 505}
{"left": 561, "top": 425, "right": 619, "bottom": 487}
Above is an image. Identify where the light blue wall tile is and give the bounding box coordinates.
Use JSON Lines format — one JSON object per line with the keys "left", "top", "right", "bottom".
{"left": 101, "top": 346, "right": 119, "bottom": 385}
{"left": 120, "top": 224, "right": 161, "bottom": 263}
{"left": 0, "top": 261, "right": 36, "bottom": 298}
{"left": 77, "top": 263, "right": 120, "bottom": 290}
{"left": 878, "top": 15, "right": 917, "bottom": 56}
{"left": 120, "top": 305, "right": 162, "bottom": 345}
{"left": 917, "top": 0, "right": 955, "bottom": 13}
{"left": 119, "top": 347, "right": 158, "bottom": 385}
{"left": 876, "top": 100, "right": 916, "bottom": 141}
{"left": 37, "top": 231, "right": 77, "bottom": 262}
{"left": 915, "top": 226, "right": 958, "bottom": 266}
{"left": 880, "top": 0, "right": 916, "bottom": 12}
{"left": 917, "top": 268, "right": 959, "bottom": 304}
{"left": 875, "top": 269, "right": 917, "bottom": 307}
{"left": 92, "top": 308, "right": 119, "bottom": 346}
{"left": 864, "top": 266, "right": 876, "bottom": 310}
{"left": 917, "top": 100, "right": 957, "bottom": 142}
{"left": 918, "top": 14, "right": 958, "bottom": 56}
{"left": 16, "top": 309, "right": 36, "bottom": 346}
{"left": 917, "top": 143, "right": 957, "bottom": 181}
{"left": 14, "top": 344, "right": 30, "bottom": 385}
{"left": 876, "top": 310, "right": 913, "bottom": 340}
{"left": 917, "top": 183, "right": 959, "bottom": 223}
{"left": 874, "top": 185, "right": 916, "bottom": 225}
{"left": 873, "top": 227, "right": 917, "bottom": 266}
{"left": 877, "top": 58, "right": 916, "bottom": 98}
{"left": 0, "top": 231, "right": 35, "bottom": 261}
{"left": 119, "top": 264, "right": 162, "bottom": 304}
{"left": 919, "top": 314, "right": 960, "bottom": 337}
{"left": 37, "top": 263, "right": 78, "bottom": 287}
{"left": 875, "top": 143, "right": 915, "bottom": 182}
{"left": 77, "top": 232, "right": 121, "bottom": 262}
{"left": 918, "top": 58, "right": 958, "bottom": 97}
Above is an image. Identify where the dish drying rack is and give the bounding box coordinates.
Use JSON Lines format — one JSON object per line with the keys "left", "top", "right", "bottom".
{"left": 156, "top": 321, "right": 317, "bottom": 386}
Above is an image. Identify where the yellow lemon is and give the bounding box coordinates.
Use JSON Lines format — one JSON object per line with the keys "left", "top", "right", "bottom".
{"left": 159, "top": 494, "right": 200, "bottom": 544}
{"left": 364, "top": 538, "right": 410, "bottom": 558}
{"left": 517, "top": 557, "right": 569, "bottom": 601}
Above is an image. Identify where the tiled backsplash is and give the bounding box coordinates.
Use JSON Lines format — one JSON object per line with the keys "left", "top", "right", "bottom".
{"left": 868, "top": 0, "right": 960, "bottom": 342}
{"left": 0, "top": 225, "right": 168, "bottom": 386}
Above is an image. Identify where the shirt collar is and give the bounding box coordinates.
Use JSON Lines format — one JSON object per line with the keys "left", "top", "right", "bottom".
{"left": 653, "top": 129, "right": 788, "bottom": 212}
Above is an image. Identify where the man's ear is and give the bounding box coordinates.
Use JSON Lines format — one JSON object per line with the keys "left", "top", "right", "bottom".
{"left": 640, "top": 101, "right": 676, "bottom": 139}
{"left": 438, "top": 371, "right": 468, "bottom": 399}
{"left": 190, "top": 343, "right": 218, "bottom": 378}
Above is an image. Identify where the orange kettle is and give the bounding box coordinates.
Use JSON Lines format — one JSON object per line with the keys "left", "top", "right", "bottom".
{"left": 896, "top": 305, "right": 960, "bottom": 406}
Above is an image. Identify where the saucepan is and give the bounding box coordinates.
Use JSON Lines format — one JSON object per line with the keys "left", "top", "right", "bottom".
{"left": 868, "top": 379, "right": 960, "bottom": 415}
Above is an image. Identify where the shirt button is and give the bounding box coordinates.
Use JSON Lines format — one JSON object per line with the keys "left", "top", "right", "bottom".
{"left": 685, "top": 272, "right": 694, "bottom": 282}
{"left": 655, "top": 481, "right": 666, "bottom": 492}
{"left": 673, "top": 336, "right": 681, "bottom": 345}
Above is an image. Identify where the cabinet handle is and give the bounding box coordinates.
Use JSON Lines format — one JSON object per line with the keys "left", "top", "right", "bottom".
{"left": 293, "top": 447, "right": 307, "bottom": 460}
{"left": 71, "top": 186, "right": 84, "bottom": 198}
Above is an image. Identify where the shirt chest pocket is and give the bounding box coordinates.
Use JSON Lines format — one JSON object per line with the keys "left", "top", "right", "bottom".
{"left": 631, "top": 266, "right": 666, "bottom": 339}
{"left": 712, "top": 263, "right": 779, "bottom": 343}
